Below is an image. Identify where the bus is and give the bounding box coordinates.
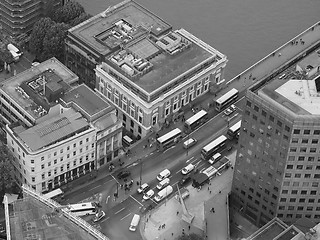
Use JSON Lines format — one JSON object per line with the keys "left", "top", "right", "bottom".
{"left": 67, "top": 202, "right": 97, "bottom": 216}
{"left": 156, "top": 128, "right": 182, "bottom": 150}
{"left": 202, "top": 166, "right": 218, "bottom": 179}
{"left": 201, "top": 135, "right": 227, "bottom": 160}
{"left": 215, "top": 88, "right": 239, "bottom": 111}
{"left": 227, "top": 120, "right": 242, "bottom": 139}
{"left": 184, "top": 110, "right": 208, "bottom": 133}
{"left": 42, "top": 188, "right": 64, "bottom": 200}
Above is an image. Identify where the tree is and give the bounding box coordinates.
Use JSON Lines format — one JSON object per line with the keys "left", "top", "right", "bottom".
{"left": 68, "top": 12, "right": 92, "bottom": 27}
{"left": 0, "top": 49, "right": 14, "bottom": 65}
{"left": 178, "top": 233, "right": 205, "bottom": 240}
{"left": 0, "top": 145, "right": 16, "bottom": 199}
{"left": 52, "top": 1, "right": 85, "bottom": 24}
{"left": 40, "top": 22, "right": 69, "bottom": 62}
{"left": 28, "top": 17, "right": 54, "bottom": 58}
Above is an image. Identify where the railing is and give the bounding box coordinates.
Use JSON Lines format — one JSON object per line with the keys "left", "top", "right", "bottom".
{"left": 22, "top": 185, "right": 110, "bottom": 240}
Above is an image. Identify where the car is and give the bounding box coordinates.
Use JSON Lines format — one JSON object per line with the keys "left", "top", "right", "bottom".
{"left": 117, "top": 170, "right": 131, "bottom": 179}
{"left": 227, "top": 146, "right": 233, "bottom": 151}
{"left": 140, "top": 204, "right": 154, "bottom": 214}
{"left": 93, "top": 210, "right": 105, "bottom": 222}
{"left": 279, "top": 73, "right": 286, "bottom": 79}
{"left": 143, "top": 189, "right": 154, "bottom": 200}
{"left": 229, "top": 104, "right": 236, "bottom": 112}
{"left": 137, "top": 183, "right": 150, "bottom": 194}
{"left": 223, "top": 108, "right": 233, "bottom": 116}
{"left": 181, "top": 163, "right": 195, "bottom": 175}
{"left": 178, "top": 176, "right": 192, "bottom": 187}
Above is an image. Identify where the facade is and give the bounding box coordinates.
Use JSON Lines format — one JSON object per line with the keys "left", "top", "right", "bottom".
{"left": 65, "top": 0, "right": 227, "bottom": 138}
{"left": 0, "top": 0, "right": 62, "bottom": 37}
{"left": 1, "top": 58, "right": 121, "bottom": 193}
{"left": 232, "top": 48, "right": 320, "bottom": 226}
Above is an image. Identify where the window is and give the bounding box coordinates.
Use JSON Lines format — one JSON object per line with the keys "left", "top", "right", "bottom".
{"left": 285, "top": 125, "right": 290, "bottom": 132}
{"left": 311, "top": 190, "right": 317, "bottom": 195}
{"left": 246, "top": 101, "right": 251, "bottom": 107}
{"left": 300, "top": 148, "right": 307, "bottom": 152}
{"left": 312, "top": 139, "right": 318, "bottom": 144}
{"left": 31, "top": 167, "right": 35, "bottom": 172}
{"left": 298, "top": 156, "right": 305, "bottom": 161}
{"left": 306, "top": 165, "right": 312, "bottom": 170}
{"left": 310, "top": 148, "right": 316, "bottom": 153}
{"left": 301, "top": 190, "right": 307, "bottom": 195}
{"left": 73, "top": 151, "right": 76, "bottom": 156}
{"left": 291, "top": 190, "right": 298, "bottom": 194}
{"left": 305, "top": 174, "right": 311, "bottom": 178}
{"left": 297, "top": 206, "right": 304, "bottom": 211}
{"left": 289, "top": 198, "right": 296, "bottom": 202}
{"left": 280, "top": 198, "right": 286, "bottom": 202}
{"left": 299, "top": 198, "right": 305, "bottom": 203}
{"left": 290, "top": 147, "right": 297, "bottom": 152}
{"left": 291, "top": 138, "right": 298, "bottom": 143}
{"left": 277, "top": 121, "right": 282, "bottom": 127}
{"left": 314, "top": 130, "right": 320, "bottom": 135}
{"left": 269, "top": 115, "right": 274, "bottom": 122}
{"left": 41, "top": 156, "right": 44, "bottom": 161}
{"left": 67, "top": 146, "right": 70, "bottom": 151}
{"left": 31, "top": 159, "right": 34, "bottom": 164}
{"left": 302, "top": 139, "right": 308, "bottom": 144}
{"left": 294, "top": 173, "right": 301, "bottom": 178}
{"left": 41, "top": 164, "right": 44, "bottom": 169}
{"left": 308, "top": 157, "right": 315, "bottom": 162}
{"left": 304, "top": 129, "right": 310, "bottom": 134}
{"left": 297, "top": 165, "right": 303, "bottom": 169}
{"left": 286, "top": 165, "right": 293, "bottom": 169}
{"left": 293, "top": 129, "right": 300, "bottom": 134}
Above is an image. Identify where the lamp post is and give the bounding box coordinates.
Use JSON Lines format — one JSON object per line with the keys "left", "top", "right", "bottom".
{"left": 186, "top": 133, "right": 190, "bottom": 156}
{"left": 139, "top": 159, "right": 143, "bottom": 186}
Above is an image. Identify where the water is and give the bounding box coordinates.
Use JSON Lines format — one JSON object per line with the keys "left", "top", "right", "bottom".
{"left": 75, "top": 0, "right": 319, "bottom": 80}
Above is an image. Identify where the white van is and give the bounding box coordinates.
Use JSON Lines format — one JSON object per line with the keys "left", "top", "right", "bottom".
{"left": 154, "top": 185, "right": 173, "bottom": 202}
{"left": 157, "top": 178, "right": 170, "bottom": 190}
{"left": 129, "top": 214, "right": 140, "bottom": 232}
{"left": 183, "top": 138, "right": 197, "bottom": 149}
{"left": 157, "top": 169, "right": 171, "bottom": 181}
{"left": 208, "top": 153, "right": 222, "bottom": 164}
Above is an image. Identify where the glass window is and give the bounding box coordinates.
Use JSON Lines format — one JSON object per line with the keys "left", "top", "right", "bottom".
{"left": 293, "top": 129, "right": 300, "bottom": 134}
{"left": 304, "top": 129, "right": 310, "bottom": 134}
{"left": 313, "top": 130, "right": 320, "bottom": 135}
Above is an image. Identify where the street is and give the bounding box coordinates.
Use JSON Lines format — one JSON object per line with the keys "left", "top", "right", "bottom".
{"left": 58, "top": 98, "right": 244, "bottom": 239}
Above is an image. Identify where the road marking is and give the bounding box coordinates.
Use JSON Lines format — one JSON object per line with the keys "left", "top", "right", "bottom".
{"left": 176, "top": 169, "right": 182, "bottom": 174}
{"left": 121, "top": 213, "right": 131, "bottom": 221}
{"left": 90, "top": 185, "right": 102, "bottom": 191}
{"left": 186, "top": 157, "right": 194, "bottom": 163}
{"left": 103, "top": 179, "right": 113, "bottom": 184}
{"left": 164, "top": 146, "right": 175, "bottom": 153}
{"left": 115, "top": 208, "right": 125, "bottom": 215}
{"left": 130, "top": 195, "right": 143, "bottom": 206}
{"left": 101, "top": 217, "right": 109, "bottom": 223}
{"left": 111, "top": 175, "right": 121, "bottom": 184}
{"left": 105, "top": 195, "right": 110, "bottom": 204}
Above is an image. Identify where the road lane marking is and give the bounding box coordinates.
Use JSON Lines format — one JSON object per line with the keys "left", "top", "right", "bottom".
{"left": 115, "top": 208, "right": 125, "bottom": 215}
{"left": 103, "top": 179, "right": 113, "bottom": 184}
{"left": 121, "top": 213, "right": 131, "bottom": 221}
{"left": 130, "top": 195, "right": 143, "bottom": 206}
{"left": 164, "top": 146, "right": 175, "bottom": 153}
{"left": 90, "top": 185, "right": 102, "bottom": 191}
{"left": 101, "top": 217, "right": 109, "bottom": 223}
{"left": 186, "top": 157, "right": 194, "bottom": 163}
{"left": 111, "top": 175, "right": 121, "bottom": 184}
{"left": 105, "top": 195, "right": 110, "bottom": 204}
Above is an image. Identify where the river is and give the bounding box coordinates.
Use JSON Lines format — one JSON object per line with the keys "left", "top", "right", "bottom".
{"left": 75, "top": 0, "right": 319, "bottom": 80}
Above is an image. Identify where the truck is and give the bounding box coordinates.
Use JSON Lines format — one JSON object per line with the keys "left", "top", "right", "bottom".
{"left": 154, "top": 185, "right": 173, "bottom": 202}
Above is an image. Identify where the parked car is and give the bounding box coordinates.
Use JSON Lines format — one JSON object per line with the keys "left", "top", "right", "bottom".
{"left": 143, "top": 189, "right": 154, "bottom": 200}
{"left": 178, "top": 176, "right": 192, "bottom": 187}
{"left": 223, "top": 108, "right": 233, "bottom": 116}
{"left": 140, "top": 204, "right": 154, "bottom": 214}
{"left": 137, "top": 183, "right": 150, "bottom": 194}
{"left": 117, "top": 170, "right": 131, "bottom": 179}
{"left": 93, "top": 210, "right": 105, "bottom": 222}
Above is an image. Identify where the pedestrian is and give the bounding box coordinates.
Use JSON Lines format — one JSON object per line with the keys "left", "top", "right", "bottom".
{"left": 210, "top": 190, "right": 211, "bottom": 194}
{"left": 219, "top": 190, "right": 221, "bottom": 194}
{"left": 172, "top": 233, "right": 174, "bottom": 236}
{"left": 146, "top": 218, "right": 148, "bottom": 222}
{"left": 278, "top": 52, "right": 281, "bottom": 57}
{"left": 163, "top": 223, "right": 166, "bottom": 228}
{"left": 177, "top": 211, "right": 179, "bottom": 215}
{"left": 208, "top": 187, "right": 210, "bottom": 191}
{"left": 182, "top": 228, "right": 185, "bottom": 232}
{"left": 188, "top": 225, "right": 191, "bottom": 230}
{"left": 158, "top": 225, "right": 161, "bottom": 230}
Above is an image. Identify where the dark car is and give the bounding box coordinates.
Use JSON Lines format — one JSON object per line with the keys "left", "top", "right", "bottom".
{"left": 117, "top": 170, "right": 131, "bottom": 179}
{"left": 140, "top": 204, "right": 154, "bottom": 214}
{"left": 178, "top": 176, "right": 192, "bottom": 187}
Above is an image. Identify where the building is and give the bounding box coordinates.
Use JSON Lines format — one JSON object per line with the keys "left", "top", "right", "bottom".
{"left": 65, "top": 0, "right": 227, "bottom": 138}
{"left": 244, "top": 217, "right": 320, "bottom": 240}
{"left": 3, "top": 185, "right": 110, "bottom": 240}
{"left": 1, "top": 58, "right": 121, "bottom": 193}
{"left": 232, "top": 45, "right": 320, "bottom": 226}
{"left": 0, "top": 0, "right": 63, "bottom": 37}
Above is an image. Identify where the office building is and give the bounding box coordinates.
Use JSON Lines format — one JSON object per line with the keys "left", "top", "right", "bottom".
{"left": 65, "top": 0, "right": 227, "bottom": 138}
{"left": 1, "top": 57, "right": 121, "bottom": 192}
{"left": 232, "top": 48, "right": 320, "bottom": 226}
{"left": 0, "top": 0, "right": 63, "bottom": 37}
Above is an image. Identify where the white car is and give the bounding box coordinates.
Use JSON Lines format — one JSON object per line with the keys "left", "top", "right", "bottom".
{"left": 223, "top": 108, "right": 233, "bottom": 116}
{"left": 181, "top": 163, "right": 195, "bottom": 175}
{"left": 93, "top": 210, "right": 105, "bottom": 222}
{"left": 143, "top": 189, "right": 154, "bottom": 200}
{"left": 137, "top": 183, "right": 150, "bottom": 194}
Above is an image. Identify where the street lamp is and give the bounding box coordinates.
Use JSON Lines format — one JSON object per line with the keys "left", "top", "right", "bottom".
{"left": 139, "top": 159, "right": 143, "bottom": 186}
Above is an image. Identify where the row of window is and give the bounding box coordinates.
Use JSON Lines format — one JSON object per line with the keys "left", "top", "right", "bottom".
{"left": 289, "top": 147, "right": 320, "bottom": 153}
{"left": 279, "top": 205, "right": 320, "bottom": 211}
{"left": 284, "top": 173, "right": 320, "bottom": 178}
{"left": 283, "top": 181, "right": 319, "bottom": 187}
{"left": 291, "top": 138, "right": 319, "bottom": 144}
{"left": 280, "top": 189, "right": 318, "bottom": 196}
{"left": 277, "top": 213, "right": 320, "bottom": 219}
{"left": 286, "top": 164, "right": 320, "bottom": 170}
{"left": 288, "top": 155, "right": 320, "bottom": 162}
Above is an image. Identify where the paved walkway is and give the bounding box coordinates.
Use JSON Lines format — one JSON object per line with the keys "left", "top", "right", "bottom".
{"left": 141, "top": 151, "right": 236, "bottom": 240}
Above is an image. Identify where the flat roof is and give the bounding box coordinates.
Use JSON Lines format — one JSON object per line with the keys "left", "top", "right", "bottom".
{"left": 8, "top": 196, "right": 101, "bottom": 240}
{"left": 248, "top": 218, "right": 288, "bottom": 240}
{"left": 62, "top": 84, "right": 112, "bottom": 117}
{"left": 68, "top": 0, "right": 172, "bottom": 56}
{"left": 0, "top": 57, "right": 78, "bottom": 120}
{"left": 14, "top": 110, "right": 90, "bottom": 151}
{"left": 258, "top": 48, "right": 320, "bottom": 116}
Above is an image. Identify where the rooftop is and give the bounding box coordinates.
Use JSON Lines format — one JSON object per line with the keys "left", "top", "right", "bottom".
{"left": 62, "top": 84, "right": 113, "bottom": 120}
{"left": 69, "top": 0, "right": 172, "bottom": 56}
{"left": 101, "top": 28, "right": 218, "bottom": 95}
{"left": 257, "top": 48, "right": 320, "bottom": 116}
{"left": 12, "top": 110, "right": 90, "bottom": 152}
{"left": 0, "top": 57, "right": 78, "bottom": 120}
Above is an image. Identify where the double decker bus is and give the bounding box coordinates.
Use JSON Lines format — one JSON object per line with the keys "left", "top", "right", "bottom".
{"left": 201, "top": 135, "right": 227, "bottom": 160}
{"left": 215, "top": 88, "right": 239, "bottom": 111}
{"left": 42, "top": 188, "right": 64, "bottom": 201}
{"left": 227, "top": 120, "right": 242, "bottom": 139}
{"left": 67, "top": 202, "right": 97, "bottom": 216}
{"left": 156, "top": 128, "right": 182, "bottom": 150}
{"left": 184, "top": 110, "right": 208, "bottom": 133}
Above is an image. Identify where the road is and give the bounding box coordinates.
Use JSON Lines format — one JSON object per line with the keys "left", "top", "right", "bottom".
{"left": 61, "top": 99, "right": 244, "bottom": 239}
